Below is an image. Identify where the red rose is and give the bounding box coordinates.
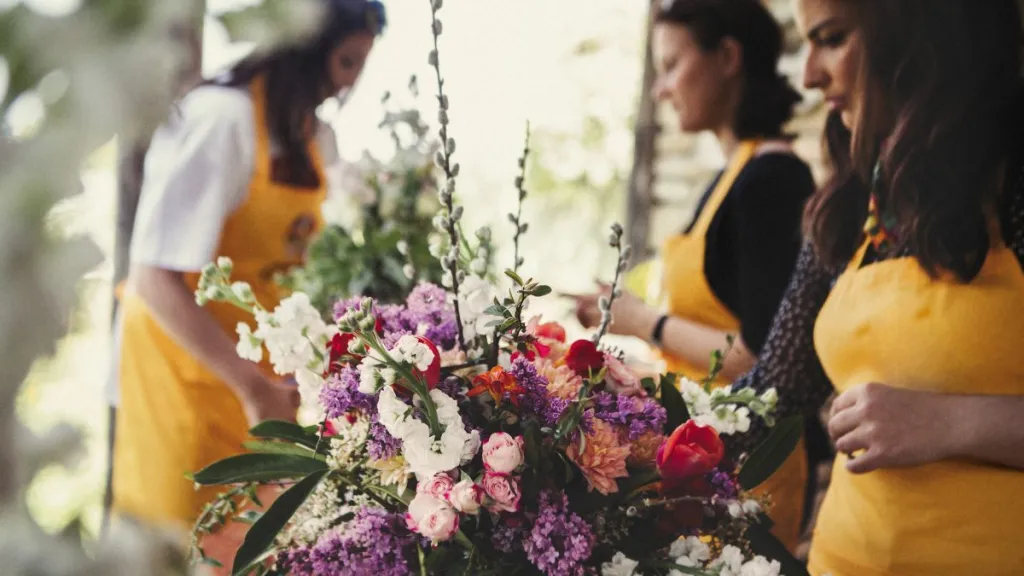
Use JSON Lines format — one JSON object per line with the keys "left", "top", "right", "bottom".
{"left": 535, "top": 321, "right": 566, "bottom": 343}
{"left": 656, "top": 421, "right": 724, "bottom": 489}
{"left": 328, "top": 333, "right": 362, "bottom": 368}
{"left": 563, "top": 339, "right": 604, "bottom": 377}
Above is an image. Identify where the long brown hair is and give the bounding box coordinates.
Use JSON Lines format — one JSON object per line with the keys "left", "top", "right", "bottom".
{"left": 803, "top": 0, "right": 1024, "bottom": 280}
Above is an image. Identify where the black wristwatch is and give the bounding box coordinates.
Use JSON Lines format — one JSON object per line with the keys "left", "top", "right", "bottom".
{"left": 650, "top": 314, "right": 669, "bottom": 347}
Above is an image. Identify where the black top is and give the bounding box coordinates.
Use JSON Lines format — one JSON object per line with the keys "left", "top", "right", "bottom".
{"left": 683, "top": 152, "right": 815, "bottom": 353}
{"left": 730, "top": 161, "right": 1024, "bottom": 455}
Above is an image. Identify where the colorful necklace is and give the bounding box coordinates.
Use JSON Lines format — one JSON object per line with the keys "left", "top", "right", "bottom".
{"left": 863, "top": 162, "right": 899, "bottom": 254}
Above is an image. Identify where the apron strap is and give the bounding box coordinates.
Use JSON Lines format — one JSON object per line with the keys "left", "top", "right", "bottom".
{"left": 690, "top": 139, "right": 760, "bottom": 237}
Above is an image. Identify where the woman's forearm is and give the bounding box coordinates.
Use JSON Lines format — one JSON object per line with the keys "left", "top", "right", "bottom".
{"left": 627, "top": 309, "right": 755, "bottom": 381}
{"left": 131, "top": 265, "right": 265, "bottom": 400}
{"left": 946, "top": 393, "right": 1024, "bottom": 469}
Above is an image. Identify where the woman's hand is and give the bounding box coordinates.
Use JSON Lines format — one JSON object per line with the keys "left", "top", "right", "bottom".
{"left": 828, "top": 383, "right": 954, "bottom": 474}
{"left": 569, "top": 283, "right": 659, "bottom": 340}
{"left": 239, "top": 372, "right": 301, "bottom": 426}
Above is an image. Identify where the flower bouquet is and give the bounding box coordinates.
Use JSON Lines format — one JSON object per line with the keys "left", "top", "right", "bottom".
{"left": 279, "top": 77, "right": 472, "bottom": 314}
{"left": 187, "top": 2, "right": 806, "bottom": 575}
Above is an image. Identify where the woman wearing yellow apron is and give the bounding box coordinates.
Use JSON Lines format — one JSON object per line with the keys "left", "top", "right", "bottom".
{"left": 730, "top": 0, "right": 1024, "bottom": 573}
{"left": 111, "top": 0, "right": 386, "bottom": 532}
{"left": 575, "top": 0, "right": 815, "bottom": 551}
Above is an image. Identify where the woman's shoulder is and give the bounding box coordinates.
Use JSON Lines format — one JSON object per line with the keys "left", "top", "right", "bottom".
{"left": 731, "top": 143, "right": 816, "bottom": 203}
{"left": 172, "top": 84, "right": 253, "bottom": 130}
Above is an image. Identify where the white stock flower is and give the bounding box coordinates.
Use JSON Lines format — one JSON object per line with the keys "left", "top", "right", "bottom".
{"left": 709, "top": 546, "right": 746, "bottom": 576}
{"left": 679, "top": 378, "right": 712, "bottom": 415}
{"left": 254, "top": 293, "right": 334, "bottom": 376}
{"left": 693, "top": 405, "right": 751, "bottom": 436}
{"left": 669, "top": 536, "right": 711, "bottom": 568}
{"left": 235, "top": 322, "right": 263, "bottom": 363}
{"left": 294, "top": 367, "right": 325, "bottom": 416}
{"left": 737, "top": 556, "right": 782, "bottom": 576}
{"left": 601, "top": 552, "right": 639, "bottom": 576}
{"left": 391, "top": 334, "right": 436, "bottom": 372}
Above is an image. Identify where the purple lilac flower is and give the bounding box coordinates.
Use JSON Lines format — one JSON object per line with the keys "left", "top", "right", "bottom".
{"left": 422, "top": 318, "right": 458, "bottom": 350}
{"left": 275, "top": 547, "right": 315, "bottom": 576}
{"left": 523, "top": 491, "right": 596, "bottom": 576}
{"left": 405, "top": 282, "right": 449, "bottom": 315}
{"left": 709, "top": 469, "right": 740, "bottom": 500}
{"left": 592, "top": 393, "right": 667, "bottom": 441}
{"left": 509, "top": 357, "right": 563, "bottom": 427}
{"left": 367, "top": 419, "right": 402, "bottom": 461}
{"left": 320, "top": 366, "right": 375, "bottom": 420}
{"left": 628, "top": 398, "right": 667, "bottom": 441}
{"left": 309, "top": 507, "right": 416, "bottom": 576}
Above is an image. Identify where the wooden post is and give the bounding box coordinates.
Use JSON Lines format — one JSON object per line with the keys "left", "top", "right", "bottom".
{"left": 103, "top": 7, "right": 205, "bottom": 533}
{"left": 624, "top": 1, "right": 660, "bottom": 266}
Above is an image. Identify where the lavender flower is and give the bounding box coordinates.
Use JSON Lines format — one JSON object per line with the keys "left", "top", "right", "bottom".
{"left": 509, "top": 357, "right": 561, "bottom": 426}
{"left": 523, "top": 491, "right": 596, "bottom": 576}
{"left": 320, "top": 366, "right": 375, "bottom": 419}
{"left": 628, "top": 398, "right": 667, "bottom": 441}
{"left": 309, "top": 507, "right": 416, "bottom": 576}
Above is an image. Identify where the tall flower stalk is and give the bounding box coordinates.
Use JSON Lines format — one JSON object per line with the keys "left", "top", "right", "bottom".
{"left": 509, "top": 122, "right": 531, "bottom": 273}
{"left": 593, "top": 224, "right": 631, "bottom": 346}
{"left": 427, "top": 0, "right": 467, "bottom": 352}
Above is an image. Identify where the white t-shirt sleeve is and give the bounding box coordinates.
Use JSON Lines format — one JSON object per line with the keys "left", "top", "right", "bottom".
{"left": 130, "top": 85, "right": 255, "bottom": 272}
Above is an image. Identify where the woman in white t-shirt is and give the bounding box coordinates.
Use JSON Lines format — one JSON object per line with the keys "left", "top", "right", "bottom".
{"left": 111, "top": 0, "right": 386, "bottom": 530}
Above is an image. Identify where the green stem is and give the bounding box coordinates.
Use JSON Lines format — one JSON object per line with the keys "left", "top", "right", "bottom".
{"left": 364, "top": 333, "right": 443, "bottom": 437}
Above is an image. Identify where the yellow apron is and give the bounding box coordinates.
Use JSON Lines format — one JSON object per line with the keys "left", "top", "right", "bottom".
{"left": 809, "top": 234, "right": 1024, "bottom": 575}
{"left": 112, "top": 77, "right": 327, "bottom": 529}
{"left": 661, "top": 140, "right": 807, "bottom": 551}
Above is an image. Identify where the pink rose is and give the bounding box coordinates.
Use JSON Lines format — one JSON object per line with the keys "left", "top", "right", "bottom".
{"left": 447, "top": 479, "right": 484, "bottom": 515}
{"left": 482, "top": 472, "right": 521, "bottom": 513}
{"left": 406, "top": 493, "right": 459, "bottom": 543}
{"left": 417, "top": 473, "right": 455, "bottom": 499}
{"left": 482, "top": 432, "right": 525, "bottom": 474}
{"left": 603, "top": 353, "right": 645, "bottom": 397}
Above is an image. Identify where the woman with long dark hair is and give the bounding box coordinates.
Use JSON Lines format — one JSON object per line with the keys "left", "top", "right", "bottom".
{"left": 734, "top": 0, "right": 1024, "bottom": 573}
{"left": 574, "top": 0, "right": 816, "bottom": 550}
{"left": 111, "top": 0, "right": 386, "bottom": 529}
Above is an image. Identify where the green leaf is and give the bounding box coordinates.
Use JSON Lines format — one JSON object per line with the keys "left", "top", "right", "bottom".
{"left": 738, "top": 415, "right": 803, "bottom": 490}
{"left": 659, "top": 373, "right": 689, "bottom": 433}
{"left": 235, "top": 510, "right": 263, "bottom": 525}
{"left": 249, "top": 420, "right": 319, "bottom": 450}
{"left": 530, "top": 285, "right": 552, "bottom": 297}
{"left": 640, "top": 377, "right": 657, "bottom": 396}
{"left": 193, "top": 453, "right": 328, "bottom": 485}
{"left": 242, "top": 440, "right": 318, "bottom": 458}
{"left": 744, "top": 521, "right": 811, "bottom": 576}
{"left": 232, "top": 470, "right": 328, "bottom": 575}
{"left": 503, "top": 269, "right": 525, "bottom": 286}
{"left": 483, "top": 304, "right": 507, "bottom": 317}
